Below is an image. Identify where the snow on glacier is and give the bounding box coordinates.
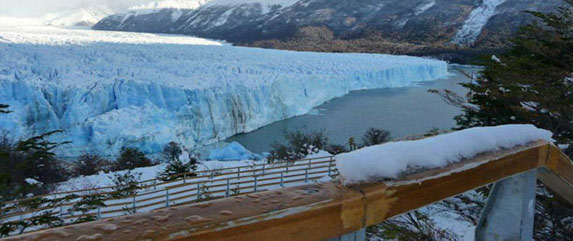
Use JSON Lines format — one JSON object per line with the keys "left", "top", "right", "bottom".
{"left": 451, "top": 0, "right": 507, "bottom": 45}
{"left": 0, "top": 25, "right": 448, "bottom": 157}
{"left": 0, "top": 21, "right": 224, "bottom": 45}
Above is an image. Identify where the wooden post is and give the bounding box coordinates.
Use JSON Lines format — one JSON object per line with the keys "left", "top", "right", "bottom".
{"left": 280, "top": 172, "right": 284, "bottom": 187}
{"left": 328, "top": 157, "right": 332, "bottom": 177}
{"left": 166, "top": 189, "right": 170, "bottom": 208}
{"left": 132, "top": 196, "right": 137, "bottom": 214}
{"left": 225, "top": 179, "right": 230, "bottom": 197}
{"left": 197, "top": 183, "right": 201, "bottom": 201}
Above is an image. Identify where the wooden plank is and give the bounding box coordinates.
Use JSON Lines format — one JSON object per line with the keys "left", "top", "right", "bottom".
{"left": 361, "top": 142, "right": 547, "bottom": 225}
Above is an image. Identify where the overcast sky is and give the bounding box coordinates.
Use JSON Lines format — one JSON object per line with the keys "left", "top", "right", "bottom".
{"left": 0, "top": 0, "right": 156, "bottom": 17}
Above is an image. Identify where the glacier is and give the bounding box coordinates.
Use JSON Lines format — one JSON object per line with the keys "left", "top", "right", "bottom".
{"left": 0, "top": 25, "right": 448, "bottom": 157}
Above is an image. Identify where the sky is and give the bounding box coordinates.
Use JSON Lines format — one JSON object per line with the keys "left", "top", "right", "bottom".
{"left": 0, "top": 0, "right": 156, "bottom": 17}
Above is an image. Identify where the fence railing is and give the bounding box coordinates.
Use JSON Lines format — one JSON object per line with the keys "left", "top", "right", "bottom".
{"left": 5, "top": 140, "right": 572, "bottom": 241}
{"left": 0, "top": 156, "right": 338, "bottom": 234}
{"left": 1, "top": 155, "right": 334, "bottom": 207}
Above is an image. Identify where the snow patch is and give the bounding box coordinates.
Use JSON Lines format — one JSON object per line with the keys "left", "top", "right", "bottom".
{"left": 204, "top": 0, "right": 300, "bottom": 8}
{"left": 25, "top": 178, "right": 43, "bottom": 186}
{"left": 335, "top": 125, "right": 553, "bottom": 184}
{"left": 415, "top": 0, "right": 435, "bottom": 15}
{"left": 451, "top": 0, "right": 507, "bottom": 45}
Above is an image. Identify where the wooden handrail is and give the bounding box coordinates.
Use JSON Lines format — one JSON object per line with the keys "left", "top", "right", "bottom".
{"left": 4, "top": 140, "right": 572, "bottom": 241}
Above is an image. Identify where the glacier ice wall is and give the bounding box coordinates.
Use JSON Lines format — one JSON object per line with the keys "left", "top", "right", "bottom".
{"left": 0, "top": 34, "right": 448, "bottom": 157}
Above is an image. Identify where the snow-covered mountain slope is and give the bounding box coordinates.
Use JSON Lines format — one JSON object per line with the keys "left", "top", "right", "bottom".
{"left": 94, "top": 0, "right": 563, "bottom": 48}
{"left": 115, "top": 0, "right": 211, "bottom": 25}
{"left": 40, "top": 6, "right": 115, "bottom": 27}
{"left": 451, "top": 0, "right": 507, "bottom": 45}
{"left": 1, "top": 0, "right": 211, "bottom": 27}
{"left": 0, "top": 25, "right": 447, "bottom": 157}
{"left": 129, "top": 0, "right": 212, "bottom": 11}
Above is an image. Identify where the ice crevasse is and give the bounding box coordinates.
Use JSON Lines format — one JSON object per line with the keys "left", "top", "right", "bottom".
{"left": 0, "top": 40, "right": 448, "bottom": 157}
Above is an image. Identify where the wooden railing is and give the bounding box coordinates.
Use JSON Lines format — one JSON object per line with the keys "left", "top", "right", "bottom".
{"left": 3, "top": 140, "right": 572, "bottom": 241}
{"left": 0, "top": 156, "right": 337, "bottom": 233}
{"left": 1, "top": 155, "right": 334, "bottom": 207}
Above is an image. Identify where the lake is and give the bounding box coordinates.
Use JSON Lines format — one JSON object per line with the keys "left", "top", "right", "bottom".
{"left": 226, "top": 65, "right": 480, "bottom": 154}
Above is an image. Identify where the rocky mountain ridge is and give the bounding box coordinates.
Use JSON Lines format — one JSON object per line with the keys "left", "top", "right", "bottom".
{"left": 94, "top": 0, "right": 564, "bottom": 62}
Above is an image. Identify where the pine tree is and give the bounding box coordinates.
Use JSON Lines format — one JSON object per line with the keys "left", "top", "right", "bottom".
{"left": 449, "top": 1, "right": 573, "bottom": 152}
{"left": 433, "top": 1, "right": 573, "bottom": 239}
{"left": 0, "top": 130, "right": 69, "bottom": 200}
{"left": 72, "top": 154, "right": 109, "bottom": 176}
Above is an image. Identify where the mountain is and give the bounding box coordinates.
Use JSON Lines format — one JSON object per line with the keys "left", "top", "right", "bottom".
{"left": 41, "top": 6, "right": 116, "bottom": 27}
{"left": 93, "top": 0, "right": 563, "bottom": 62}
{"left": 2, "top": 0, "right": 211, "bottom": 27}
{"left": 0, "top": 24, "right": 447, "bottom": 157}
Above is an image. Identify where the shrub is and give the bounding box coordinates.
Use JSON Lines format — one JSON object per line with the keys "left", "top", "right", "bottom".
{"left": 71, "top": 154, "right": 110, "bottom": 177}
{"left": 157, "top": 142, "right": 198, "bottom": 181}
{"left": 70, "top": 194, "right": 107, "bottom": 224}
{"left": 325, "top": 144, "right": 348, "bottom": 155}
{"left": 161, "top": 142, "right": 182, "bottom": 163}
{"left": 369, "top": 211, "right": 458, "bottom": 241}
{"left": 113, "top": 147, "right": 154, "bottom": 171}
{"left": 268, "top": 130, "right": 328, "bottom": 162}
{"left": 362, "top": 128, "right": 391, "bottom": 147}
{"left": 109, "top": 170, "right": 141, "bottom": 198}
